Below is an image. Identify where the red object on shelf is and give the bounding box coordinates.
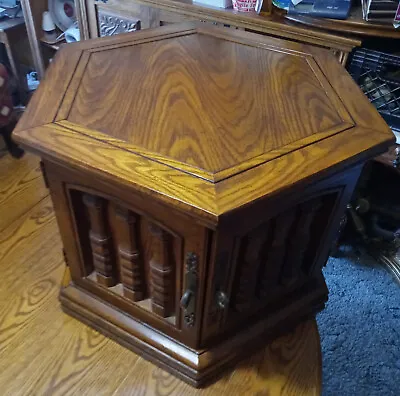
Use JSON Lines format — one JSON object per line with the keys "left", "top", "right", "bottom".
{"left": 232, "top": 0, "right": 257, "bottom": 12}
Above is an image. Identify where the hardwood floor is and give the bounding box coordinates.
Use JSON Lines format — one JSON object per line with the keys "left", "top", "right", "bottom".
{"left": 0, "top": 153, "right": 322, "bottom": 395}
{"left": 0, "top": 152, "right": 47, "bottom": 233}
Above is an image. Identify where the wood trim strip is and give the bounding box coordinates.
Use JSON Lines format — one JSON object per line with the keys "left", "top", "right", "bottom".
{"left": 308, "top": 47, "right": 394, "bottom": 133}
{"left": 55, "top": 120, "right": 356, "bottom": 183}
{"left": 213, "top": 122, "right": 355, "bottom": 182}
{"left": 85, "top": 28, "right": 198, "bottom": 53}
{"left": 13, "top": 46, "right": 84, "bottom": 133}
{"left": 20, "top": 0, "right": 45, "bottom": 79}
{"left": 75, "top": 0, "right": 90, "bottom": 40}
{"left": 215, "top": 126, "right": 394, "bottom": 215}
{"left": 123, "top": 0, "right": 360, "bottom": 51}
{"left": 13, "top": 123, "right": 219, "bottom": 223}
{"left": 71, "top": 22, "right": 198, "bottom": 51}
{"left": 195, "top": 25, "right": 313, "bottom": 57}
{"left": 55, "top": 51, "right": 91, "bottom": 122}
{"left": 13, "top": 122, "right": 394, "bottom": 220}
{"left": 305, "top": 57, "right": 355, "bottom": 125}
{"left": 56, "top": 120, "right": 215, "bottom": 182}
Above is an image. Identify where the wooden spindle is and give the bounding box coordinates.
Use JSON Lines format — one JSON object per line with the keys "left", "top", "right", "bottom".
{"left": 82, "top": 194, "right": 116, "bottom": 287}
{"left": 235, "top": 224, "right": 270, "bottom": 311}
{"left": 114, "top": 206, "right": 145, "bottom": 301}
{"left": 149, "top": 223, "right": 174, "bottom": 318}
{"left": 281, "top": 199, "right": 322, "bottom": 285}
{"left": 258, "top": 209, "right": 296, "bottom": 297}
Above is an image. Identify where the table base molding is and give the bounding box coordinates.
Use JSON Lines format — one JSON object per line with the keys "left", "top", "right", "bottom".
{"left": 60, "top": 268, "right": 328, "bottom": 387}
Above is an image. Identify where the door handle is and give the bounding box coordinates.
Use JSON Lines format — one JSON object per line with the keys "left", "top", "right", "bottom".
{"left": 181, "top": 252, "right": 198, "bottom": 327}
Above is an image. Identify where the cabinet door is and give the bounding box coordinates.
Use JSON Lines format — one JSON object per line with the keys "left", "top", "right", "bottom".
{"left": 201, "top": 170, "right": 360, "bottom": 346}
{"left": 151, "top": 8, "right": 197, "bottom": 27}
{"left": 153, "top": 9, "right": 241, "bottom": 28}
{"left": 45, "top": 160, "right": 211, "bottom": 349}
{"left": 77, "top": 0, "right": 235, "bottom": 40}
{"left": 79, "top": 0, "right": 145, "bottom": 39}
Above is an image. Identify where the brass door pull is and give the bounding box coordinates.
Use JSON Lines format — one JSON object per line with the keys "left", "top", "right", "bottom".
{"left": 180, "top": 289, "right": 193, "bottom": 309}
{"left": 181, "top": 253, "right": 198, "bottom": 327}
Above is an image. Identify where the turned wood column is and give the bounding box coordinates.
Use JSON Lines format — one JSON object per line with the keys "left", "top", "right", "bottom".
{"left": 259, "top": 210, "right": 296, "bottom": 297}
{"left": 82, "top": 194, "right": 116, "bottom": 287}
{"left": 149, "top": 223, "right": 174, "bottom": 318}
{"left": 114, "top": 206, "right": 145, "bottom": 301}
{"left": 235, "top": 225, "right": 271, "bottom": 311}
{"left": 282, "top": 199, "right": 322, "bottom": 285}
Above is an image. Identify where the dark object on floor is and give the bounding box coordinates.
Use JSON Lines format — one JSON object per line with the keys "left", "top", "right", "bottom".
{"left": 0, "top": 62, "right": 23, "bottom": 158}
{"left": 0, "top": 17, "right": 28, "bottom": 105}
{"left": 318, "top": 249, "right": 400, "bottom": 396}
{"left": 341, "top": 159, "right": 400, "bottom": 284}
{"left": 1, "top": 122, "right": 23, "bottom": 158}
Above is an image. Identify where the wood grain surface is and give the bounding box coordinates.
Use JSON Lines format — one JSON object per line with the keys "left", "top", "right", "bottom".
{"left": 14, "top": 121, "right": 393, "bottom": 227}
{"left": 0, "top": 152, "right": 322, "bottom": 395}
{"left": 9, "top": 24, "right": 394, "bottom": 393}
{"left": 53, "top": 25, "right": 357, "bottom": 183}
{"left": 0, "top": 153, "right": 47, "bottom": 232}
{"left": 13, "top": 24, "right": 394, "bottom": 226}
{"left": 15, "top": 123, "right": 218, "bottom": 225}
{"left": 65, "top": 32, "right": 344, "bottom": 175}
{"left": 76, "top": 0, "right": 361, "bottom": 53}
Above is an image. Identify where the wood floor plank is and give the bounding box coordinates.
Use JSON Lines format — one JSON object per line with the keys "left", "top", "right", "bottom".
{"left": 0, "top": 196, "right": 56, "bottom": 295}
{"left": 0, "top": 197, "right": 65, "bottom": 358}
{"left": 0, "top": 318, "right": 141, "bottom": 396}
{"left": 111, "top": 319, "right": 321, "bottom": 396}
{"left": 0, "top": 153, "right": 48, "bottom": 232}
{"left": 0, "top": 189, "right": 141, "bottom": 396}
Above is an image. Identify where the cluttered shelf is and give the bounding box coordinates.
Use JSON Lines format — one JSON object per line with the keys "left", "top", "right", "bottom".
{"left": 267, "top": 0, "right": 400, "bottom": 38}
{"left": 39, "top": 37, "right": 65, "bottom": 51}
{"left": 282, "top": 5, "right": 400, "bottom": 38}
{"left": 39, "top": 11, "right": 74, "bottom": 52}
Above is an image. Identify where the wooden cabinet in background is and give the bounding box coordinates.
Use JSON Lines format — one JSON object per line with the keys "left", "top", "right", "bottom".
{"left": 21, "top": 0, "right": 48, "bottom": 79}
{"left": 80, "top": 0, "right": 246, "bottom": 35}
{"left": 21, "top": 0, "right": 361, "bottom": 81}
{"left": 77, "top": 0, "right": 360, "bottom": 64}
{"left": 13, "top": 24, "right": 394, "bottom": 386}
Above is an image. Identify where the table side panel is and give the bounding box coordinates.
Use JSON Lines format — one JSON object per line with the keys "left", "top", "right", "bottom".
{"left": 201, "top": 166, "right": 362, "bottom": 345}
{"left": 13, "top": 123, "right": 218, "bottom": 224}
{"left": 44, "top": 160, "right": 212, "bottom": 348}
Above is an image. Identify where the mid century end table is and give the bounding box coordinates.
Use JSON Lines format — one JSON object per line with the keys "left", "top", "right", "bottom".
{"left": 13, "top": 23, "right": 394, "bottom": 387}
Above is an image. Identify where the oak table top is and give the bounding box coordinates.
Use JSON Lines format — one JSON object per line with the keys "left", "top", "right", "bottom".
{"left": 14, "top": 23, "right": 395, "bottom": 226}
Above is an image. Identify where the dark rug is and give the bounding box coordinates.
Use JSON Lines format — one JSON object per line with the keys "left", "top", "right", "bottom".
{"left": 317, "top": 248, "right": 400, "bottom": 396}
